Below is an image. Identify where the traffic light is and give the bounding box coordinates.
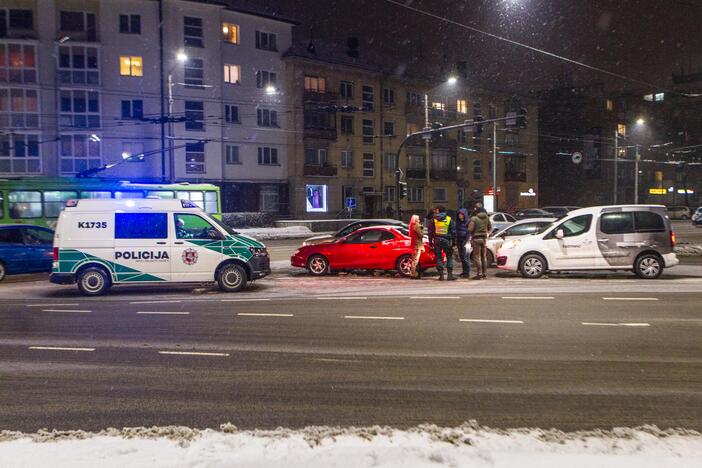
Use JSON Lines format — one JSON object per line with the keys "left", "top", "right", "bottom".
{"left": 431, "top": 121, "right": 444, "bottom": 138}
{"left": 516, "top": 107, "right": 527, "bottom": 128}
{"left": 473, "top": 115, "right": 484, "bottom": 135}
{"left": 399, "top": 181, "right": 408, "bottom": 199}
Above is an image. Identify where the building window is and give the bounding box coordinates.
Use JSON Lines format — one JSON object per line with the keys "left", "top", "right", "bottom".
{"left": 260, "top": 185, "right": 279, "bottom": 212}
{"left": 224, "top": 104, "right": 239, "bottom": 123}
{"left": 340, "top": 81, "right": 353, "bottom": 98}
{"left": 119, "top": 14, "right": 141, "bottom": 34}
{"left": 58, "top": 45, "right": 98, "bottom": 84}
{"left": 409, "top": 187, "right": 423, "bottom": 203}
{"left": 383, "top": 88, "right": 394, "bottom": 104}
{"left": 183, "top": 16, "right": 203, "bottom": 47}
{"left": 121, "top": 99, "right": 143, "bottom": 120}
{"left": 340, "top": 115, "right": 354, "bottom": 134}
{"left": 383, "top": 153, "right": 396, "bottom": 171}
{"left": 60, "top": 89, "right": 100, "bottom": 129}
{"left": 488, "top": 103, "right": 496, "bottom": 119}
{"left": 341, "top": 150, "right": 353, "bottom": 168}
{"left": 184, "top": 58, "right": 203, "bottom": 87}
{"left": 222, "top": 22, "right": 239, "bottom": 44}
{"left": 256, "top": 108, "right": 278, "bottom": 127}
{"left": 504, "top": 132, "right": 519, "bottom": 146}
{"left": 0, "top": 9, "right": 34, "bottom": 33}
{"left": 383, "top": 121, "right": 394, "bottom": 136}
{"left": 654, "top": 92, "right": 664, "bottom": 102}
{"left": 223, "top": 64, "right": 240, "bottom": 84}
{"left": 342, "top": 185, "right": 354, "bottom": 207}
{"left": 362, "top": 119, "right": 374, "bottom": 144}
{"left": 60, "top": 11, "right": 97, "bottom": 41}
{"left": 0, "top": 133, "right": 40, "bottom": 173}
{"left": 119, "top": 56, "right": 143, "bottom": 77}
{"left": 408, "top": 154, "right": 425, "bottom": 169}
{"left": 255, "top": 31, "right": 277, "bottom": 51}
{"left": 431, "top": 150, "right": 451, "bottom": 170}
{"left": 256, "top": 70, "right": 277, "bottom": 89}
{"left": 433, "top": 187, "right": 447, "bottom": 202}
{"left": 122, "top": 142, "right": 144, "bottom": 162}
{"left": 305, "top": 148, "right": 327, "bottom": 166}
{"left": 362, "top": 85, "right": 374, "bottom": 111}
{"left": 504, "top": 155, "right": 527, "bottom": 182}
{"left": 384, "top": 186, "right": 396, "bottom": 202}
{"left": 184, "top": 101, "right": 204, "bottom": 131}
{"left": 617, "top": 123, "right": 627, "bottom": 137}
{"left": 473, "top": 159, "right": 482, "bottom": 180}
{"left": 431, "top": 102, "right": 445, "bottom": 111}
{"left": 225, "top": 145, "right": 240, "bottom": 164}
{"left": 457, "top": 99, "right": 468, "bottom": 114}
{"left": 0, "top": 43, "right": 37, "bottom": 83}
{"left": 606, "top": 98, "right": 613, "bottom": 111}
{"left": 60, "top": 134, "right": 100, "bottom": 174}
{"left": 362, "top": 153, "right": 374, "bottom": 177}
{"left": 406, "top": 91, "right": 422, "bottom": 106}
{"left": 257, "top": 147, "right": 279, "bottom": 165}
{"left": 304, "top": 75, "right": 325, "bottom": 92}
{"left": 0, "top": 88, "right": 39, "bottom": 128}
{"left": 185, "top": 141, "right": 205, "bottom": 173}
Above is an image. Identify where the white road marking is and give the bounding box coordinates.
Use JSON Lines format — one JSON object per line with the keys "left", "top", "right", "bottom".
{"left": 318, "top": 297, "right": 368, "bottom": 300}
{"left": 29, "top": 346, "right": 95, "bottom": 352}
{"left": 581, "top": 322, "right": 651, "bottom": 327}
{"left": 459, "top": 319, "right": 524, "bottom": 324}
{"left": 410, "top": 296, "right": 461, "bottom": 299}
{"left": 501, "top": 296, "right": 554, "bottom": 300}
{"left": 344, "top": 315, "right": 404, "bottom": 320}
{"left": 602, "top": 297, "right": 659, "bottom": 301}
{"left": 41, "top": 309, "right": 91, "bottom": 313}
{"left": 26, "top": 303, "right": 80, "bottom": 307}
{"left": 221, "top": 298, "right": 271, "bottom": 302}
{"left": 158, "top": 351, "right": 229, "bottom": 357}
{"left": 130, "top": 300, "right": 182, "bottom": 304}
{"left": 237, "top": 313, "right": 293, "bottom": 317}
{"left": 137, "top": 311, "right": 190, "bottom": 315}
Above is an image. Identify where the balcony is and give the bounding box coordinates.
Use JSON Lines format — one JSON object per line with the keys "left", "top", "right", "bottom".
{"left": 406, "top": 168, "right": 426, "bottom": 179}
{"left": 303, "top": 89, "right": 337, "bottom": 103}
{"left": 303, "top": 126, "right": 337, "bottom": 140}
{"left": 304, "top": 164, "right": 337, "bottom": 177}
{"left": 504, "top": 171, "right": 527, "bottom": 182}
{"left": 431, "top": 168, "right": 457, "bottom": 181}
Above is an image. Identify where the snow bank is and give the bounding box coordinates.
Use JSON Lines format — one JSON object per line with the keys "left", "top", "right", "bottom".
{"left": 675, "top": 243, "right": 702, "bottom": 256}
{"left": 236, "top": 226, "right": 316, "bottom": 240}
{"left": 2, "top": 422, "right": 701, "bottom": 468}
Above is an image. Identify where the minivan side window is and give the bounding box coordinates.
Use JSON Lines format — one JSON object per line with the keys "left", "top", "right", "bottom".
{"left": 600, "top": 212, "right": 634, "bottom": 234}
{"left": 0, "top": 228, "right": 23, "bottom": 244}
{"left": 554, "top": 214, "right": 592, "bottom": 238}
{"left": 24, "top": 227, "right": 54, "bottom": 245}
{"left": 115, "top": 213, "right": 168, "bottom": 239}
{"left": 175, "top": 214, "right": 219, "bottom": 240}
{"left": 634, "top": 212, "right": 665, "bottom": 232}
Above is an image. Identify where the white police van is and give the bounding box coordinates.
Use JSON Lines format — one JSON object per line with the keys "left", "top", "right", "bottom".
{"left": 50, "top": 198, "right": 270, "bottom": 295}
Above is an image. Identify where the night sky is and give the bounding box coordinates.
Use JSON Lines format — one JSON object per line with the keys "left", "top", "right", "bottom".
{"left": 230, "top": 0, "right": 702, "bottom": 93}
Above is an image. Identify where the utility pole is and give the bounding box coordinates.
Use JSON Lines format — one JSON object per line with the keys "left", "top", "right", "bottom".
{"left": 634, "top": 144, "right": 640, "bottom": 204}
{"left": 168, "top": 73, "right": 175, "bottom": 183}
{"left": 492, "top": 121, "right": 498, "bottom": 211}
{"left": 158, "top": 0, "right": 166, "bottom": 181}
{"left": 613, "top": 129, "right": 618, "bottom": 204}
{"left": 424, "top": 93, "right": 430, "bottom": 210}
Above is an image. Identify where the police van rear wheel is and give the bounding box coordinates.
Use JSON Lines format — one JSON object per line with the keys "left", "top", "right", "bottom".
{"left": 77, "top": 267, "right": 111, "bottom": 296}
{"left": 217, "top": 264, "right": 247, "bottom": 292}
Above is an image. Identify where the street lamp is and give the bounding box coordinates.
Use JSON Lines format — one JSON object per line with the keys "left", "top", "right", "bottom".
{"left": 636, "top": 117, "right": 646, "bottom": 126}
{"left": 167, "top": 51, "right": 188, "bottom": 183}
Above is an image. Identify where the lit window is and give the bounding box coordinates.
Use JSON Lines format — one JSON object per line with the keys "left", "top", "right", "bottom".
{"left": 431, "top": 102, "right": 445, "bottom": 110}
{"left": 119, "top": 56, "right": 143, "bottom": 77}
{"left": 654, "top": 93, "right": 664, "bottom": 102}
{"left": 606, "top": 99, "right": 613, "bottom": 111}
{"left": 643, "top": 94, "right": 654, "bottom": 102}
{"left": 0, "top": 43, "right": 37, "bottom": 84}
{"left": 223, "top": 64, "right": 240, "bottom": 84}
{"left": 457, "top": 99, "right": 468, "bottom": 114}
{"left": 222, "top": 22, "right": 239, "bottom": 44}
{"left": 304, "top": 75, "right": 325, "bottom": 92}
{"left": 617, "top": 123, "right": 627, "bottom": 137}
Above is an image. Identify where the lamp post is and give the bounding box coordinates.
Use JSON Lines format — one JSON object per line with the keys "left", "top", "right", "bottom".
{"left": 167, "top": 51, "right": 188, "bottom": 183}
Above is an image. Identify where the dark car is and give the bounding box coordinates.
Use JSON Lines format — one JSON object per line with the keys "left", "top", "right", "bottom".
{"left": 0, "top": 225, "right": 55, "bottom": 281}
{"left": 302, "top": 219, "right": 406, "bottom": 246}
{"left": 514, "top": 208, "right": 556, "bottom": 220}
{"left": 541, "top": 206, "right": 579, "bottom": 219}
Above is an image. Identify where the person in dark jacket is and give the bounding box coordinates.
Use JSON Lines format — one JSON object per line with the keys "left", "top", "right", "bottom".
{"left": 455, "top": 208, "right": 471, "bottom": 278}
{"left": 468, "top": 210, "right": 492, "bottom": 280}
{"left": 430, "top": 206, "right": 456, "bottom": 281}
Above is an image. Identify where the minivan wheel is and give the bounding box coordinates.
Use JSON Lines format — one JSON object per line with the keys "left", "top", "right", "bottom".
{"left": 77, "top": 267, "right": 111, "bottom": 296}
{"left": 396, "top": 254, "right": 413, "bottom": 277}
{"left": 0, "top": 261, "right": 6, "bottom": 281}
{"left": 519, "top": 253, "right": 547, "bottom": 279}
{"left": 217, "top": 264, "right": 247, "bottom": 292}
{"left": 635, "top": 253, "right": 663, "bottom": 279}
{"left": 307, "top": 255, "right": 329, "bottom": 276}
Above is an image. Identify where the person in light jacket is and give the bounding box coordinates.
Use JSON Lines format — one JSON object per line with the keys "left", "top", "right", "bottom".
{"left": 468, "top": 210, "right": 491, "bottom": 280}
{"left": 408, "top": 214, "right": 424, "bottom": 279}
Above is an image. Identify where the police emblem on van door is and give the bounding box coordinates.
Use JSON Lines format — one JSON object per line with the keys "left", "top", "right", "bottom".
{"left": 182, "top": 248, "right": 198, "bottom": 265}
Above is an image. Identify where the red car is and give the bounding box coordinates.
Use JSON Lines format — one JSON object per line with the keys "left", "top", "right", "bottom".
{"left": 291, "top": 226, "right": 437, "bottom": 276}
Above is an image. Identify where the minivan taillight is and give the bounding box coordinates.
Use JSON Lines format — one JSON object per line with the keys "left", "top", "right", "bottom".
{"left": 670, "top": 230, "right": 676, "bottom": 248}
{"left": 53, "top": 247, "right": 59, "bottom": 261}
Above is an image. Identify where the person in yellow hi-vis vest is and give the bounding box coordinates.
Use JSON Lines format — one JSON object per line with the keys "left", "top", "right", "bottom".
{"left": 427, "top": 206, "right": 456, "bottom": 281}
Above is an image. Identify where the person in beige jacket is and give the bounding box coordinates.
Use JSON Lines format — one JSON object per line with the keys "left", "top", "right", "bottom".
{"left": 408, "top": 214, "right": 425, "bottom": 279}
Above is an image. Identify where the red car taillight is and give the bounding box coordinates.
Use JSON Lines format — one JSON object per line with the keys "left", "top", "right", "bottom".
{"left": 670, "top": 230, "right": 676, "bottom": 248}
{"left": 53, "top": 247, "right": 59, "bottom": 261}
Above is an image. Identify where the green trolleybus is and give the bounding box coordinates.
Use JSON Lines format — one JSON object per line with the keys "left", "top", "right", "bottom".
{"left": 0, "top": 178, "right": 221, "bottom": 229}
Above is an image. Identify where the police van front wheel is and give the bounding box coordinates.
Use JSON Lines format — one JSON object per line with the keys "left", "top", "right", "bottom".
{"left": 217, "top": 264, "right": 247, "bottom": 292}
{"left": 77, "top": 267, "right": 111, "bottom": 296}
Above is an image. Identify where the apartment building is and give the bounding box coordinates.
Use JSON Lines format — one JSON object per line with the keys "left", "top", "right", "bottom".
{"left": 0, "top": 0, "right": 294, "bottom": 212}
{"left": 284, "top": 46, "right": 539, "bottom": 219}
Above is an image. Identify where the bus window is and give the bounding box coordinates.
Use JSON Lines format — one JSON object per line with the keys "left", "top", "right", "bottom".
{"left": 177, "top": 191, "right": 205, "bottom": 210}
{"left": 115, "top": 191, "right": 144, "bottom": 199}
{"left": 204, "top": 191, "right": 218, "bottom": 214}
{"left": 43, "top": 191, "right": 78, "bottom": 217}
{"left": 80, "top": 191, "right": 112, "bottom": 199}
{"left": 8, "top": 191, "right": 42, "bottom": 218}
{"left": 147, "top": 191, "right": 175, "bottom": 199}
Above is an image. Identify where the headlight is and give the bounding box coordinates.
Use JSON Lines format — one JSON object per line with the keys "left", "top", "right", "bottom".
{"left": 249, "top": 247, "right": 268, "bottom": 257}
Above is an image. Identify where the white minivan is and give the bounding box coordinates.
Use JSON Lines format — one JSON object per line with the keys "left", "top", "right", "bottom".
{"left": 50, "top": 198, "right": 270, "bottom": 295}
{"left": 496, "top": 205, "right": 678, "bottom": 279}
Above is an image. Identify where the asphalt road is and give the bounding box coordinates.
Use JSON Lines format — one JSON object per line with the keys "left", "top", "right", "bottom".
{"left": 1, "top": 284, "right": 701, "bottom": 432}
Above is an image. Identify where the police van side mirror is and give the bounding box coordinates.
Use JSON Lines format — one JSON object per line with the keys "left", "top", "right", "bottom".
{"left": 556, "top": 229, "right": 565, "bottom": 239}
